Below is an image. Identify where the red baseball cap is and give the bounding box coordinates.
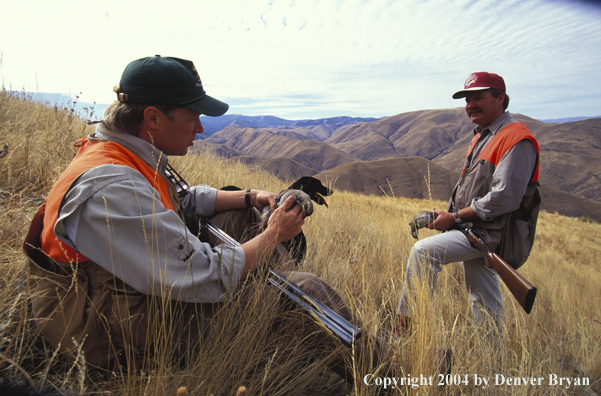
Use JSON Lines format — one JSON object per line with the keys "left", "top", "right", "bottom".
{"left": 452, "top": 72, "right": 506, "bottom": 99}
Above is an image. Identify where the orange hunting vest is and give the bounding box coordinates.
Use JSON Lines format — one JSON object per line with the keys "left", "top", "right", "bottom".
{"left": 451, "top": 122, "right": 541, "bottom": 269}
{"left": 41, "top": 137, "right": 174, "bottom": 263}
{"left": 463, "top": 122, "right": 540, "bottom": 181}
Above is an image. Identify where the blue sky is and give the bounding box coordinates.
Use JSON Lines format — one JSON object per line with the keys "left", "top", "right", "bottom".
{"left": 1, "top": 0, "right": 600, "bottom": 120}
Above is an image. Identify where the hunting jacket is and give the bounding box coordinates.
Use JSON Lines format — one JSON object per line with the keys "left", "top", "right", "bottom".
{"left": 448, "top": 112, "right": 541, "bottom": 269}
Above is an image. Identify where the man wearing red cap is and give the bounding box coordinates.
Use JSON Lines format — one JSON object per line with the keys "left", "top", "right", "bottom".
{"left": 397, "top": 72, "right": 541, "bottom": 334}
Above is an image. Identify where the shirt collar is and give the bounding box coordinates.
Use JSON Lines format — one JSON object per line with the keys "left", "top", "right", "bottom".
{"left": 92, "top": 123, "right": 169, "bottom": 171}
{"left": 473, "top": 111, "right": 513, "bottom": 136}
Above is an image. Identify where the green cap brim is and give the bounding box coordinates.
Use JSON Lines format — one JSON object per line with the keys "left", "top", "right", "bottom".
{"left": 182, "top": 94, "right": 229, "bottom": 117}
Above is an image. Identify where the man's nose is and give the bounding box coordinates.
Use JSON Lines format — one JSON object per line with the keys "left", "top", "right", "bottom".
{"left": 195, "top": 120, "right": 204, "bottom": 134}
{"left": 465, "top": 100, "right": 477, "bottom": 110}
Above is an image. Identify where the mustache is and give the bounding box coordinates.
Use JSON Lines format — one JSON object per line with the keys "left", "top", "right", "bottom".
{"left": 467, "top": 108, "right": 482, "bottom": 115}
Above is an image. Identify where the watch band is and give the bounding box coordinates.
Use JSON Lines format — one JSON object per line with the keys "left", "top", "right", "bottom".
{"left": 245, "top": 189, "right": 252, "bottom": 208}
{"left": 454, "top": 211, "right": 462, "bottom": 224}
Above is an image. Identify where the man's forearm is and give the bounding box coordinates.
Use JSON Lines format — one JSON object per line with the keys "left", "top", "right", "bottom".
{"left": 457, "top": 206, "right": 479, "bottom": 222}
{"left": 431, "top": 207, "right": 481, "bottom": 231}
{"left": 239, "top": 228, "right": 279, "bottom": 280}
{"left": 214, "top": 189, "right": 252, "bottom": 212}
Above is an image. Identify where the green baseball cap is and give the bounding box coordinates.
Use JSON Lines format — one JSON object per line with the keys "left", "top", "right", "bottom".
{"left": 118, "top": 55, "right": 229, "bottom": 116}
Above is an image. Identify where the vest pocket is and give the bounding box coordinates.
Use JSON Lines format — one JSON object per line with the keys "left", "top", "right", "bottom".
{"left": 496, "top": 216, "right": 529, "bottom": 269}
{"left": 455, "top": 157, "right": 494, "bottom": 207}
{"left": 26, "top": 258, "right": 112, "bottom": 365}
{"left": 103, "top": 279, "right": 150, "bottom": 357}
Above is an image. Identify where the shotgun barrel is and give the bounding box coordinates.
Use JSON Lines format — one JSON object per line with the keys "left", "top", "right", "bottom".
{"left": 200, "top": 218, "right": 362, "bottom": 346}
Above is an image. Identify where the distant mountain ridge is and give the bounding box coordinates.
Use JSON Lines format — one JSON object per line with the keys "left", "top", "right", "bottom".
{"left": 199, "top": 114, "right": 379, "bottom": 140}
{"left": 204, "top": 126, "right": 359, "bottom": 171}
{"left": 540, "top": 116, "right": 601, "bottom": 123}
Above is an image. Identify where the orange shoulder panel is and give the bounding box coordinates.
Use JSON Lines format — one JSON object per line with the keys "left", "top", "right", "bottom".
{"left": 477, "top": 123, "right": 540, "bottom": 181}
{"left": 41, "top": 139, "right": 173, "bottom": 263}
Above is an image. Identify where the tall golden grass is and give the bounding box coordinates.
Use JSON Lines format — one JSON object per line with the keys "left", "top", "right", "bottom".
{"left": 1, "top": 89, "right": 599, "bottom": 395}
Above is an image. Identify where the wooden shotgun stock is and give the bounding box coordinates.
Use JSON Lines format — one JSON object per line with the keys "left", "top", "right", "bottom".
{"left": 457, "top": 224, "right": 537, "bottom": 314}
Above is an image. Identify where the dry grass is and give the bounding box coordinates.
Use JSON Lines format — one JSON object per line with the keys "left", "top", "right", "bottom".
{"left": 1, "top": 90, "right": 600, "bottom": 395}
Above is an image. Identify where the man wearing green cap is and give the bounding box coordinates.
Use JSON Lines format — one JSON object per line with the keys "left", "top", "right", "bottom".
{"left": 24, "top": 56, "right": 370, "bottom": 381}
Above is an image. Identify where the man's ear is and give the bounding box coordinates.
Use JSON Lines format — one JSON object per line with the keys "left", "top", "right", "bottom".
{"left": 138, "top": 106, "right": 163, "bottom": 142}
{"left": 496, "top": 93, "right": 506, "bottom": 107}
{"left": 143, "top": 106, "right": 161, "bottom": 129}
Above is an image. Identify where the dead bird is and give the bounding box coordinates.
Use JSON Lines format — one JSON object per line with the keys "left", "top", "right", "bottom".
{"left": 260, "top": 189, "right": 314, "bottom": 230}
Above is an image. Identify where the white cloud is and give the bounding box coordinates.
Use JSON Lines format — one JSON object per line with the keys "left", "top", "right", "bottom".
{"left": 1, "top": 0, "right": 599, "bottom": 120}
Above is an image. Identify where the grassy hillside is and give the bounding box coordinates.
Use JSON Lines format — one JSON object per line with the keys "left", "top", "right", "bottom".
{"left": 313, "top": 156, "right": 459, "bottom": 201}
{"left": 1, "top": 91, "right": 600, "bottom": 395}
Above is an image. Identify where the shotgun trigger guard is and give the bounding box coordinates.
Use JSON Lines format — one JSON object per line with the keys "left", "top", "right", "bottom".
{"left": 469, "top": 229, "right": 484, "bottom": 250}
{"left": 456, "top": 224, "right": 491, "bottom": 268}
{"left": 478, "top": 240, "right": 492, "bottom": 268}
{"left": 470, "top": 228, "right": 492, "bottom": 268}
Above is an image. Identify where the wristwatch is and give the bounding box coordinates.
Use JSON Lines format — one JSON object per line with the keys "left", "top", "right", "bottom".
{"left": 245, "top": 189, "right": 252, "bottom": 208}
{"left": 454, "top": 211, "right": 462, "bottom": 224}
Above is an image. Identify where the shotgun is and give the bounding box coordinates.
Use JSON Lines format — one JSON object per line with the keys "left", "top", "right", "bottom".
{"left": 164, "top": 165, "right": 361, "bottom": 345}
{"left": 199, "top": 218, "right": 362, "bottom": 347}
{"left": 456, "top": 223, "right": 537, "bottom": 314}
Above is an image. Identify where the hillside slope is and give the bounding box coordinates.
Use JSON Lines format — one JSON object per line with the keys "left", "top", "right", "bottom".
{"left": 327, "top": 110, "right": 601, "bottom": 202}
{"left": 314, "top": 156, "right": 459, "bottom": 201}
{"left": 313, "top": 157, "right": 601, "bottom": 222}
{"left": 199, "top": 114, "right": 378, "bottom": 140}
{"left": 206, "top": 126, "right": 359, "bottom": 171}
{"left": 225, "top": 156, "right": 319, "bottom": 181}
{"left": 326, "top": 108, "right": 473, "bottom": 166}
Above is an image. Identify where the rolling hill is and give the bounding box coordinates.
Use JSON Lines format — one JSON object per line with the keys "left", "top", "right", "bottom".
{"left": 195, "top": 109, "right": 601, "bottom": 221}
{"left": 325, "top": 108, "right": 474, "bottom": 166}
{"left": 313, "top": 156, "right": 458, "bottom": 201}
{"left": 225, "top": 156, "right": 319, "bottom": 181}
{"left": 325, "top": 109, "right": 601, "bottom": 202}
{"left": 205, "top": 126, "right": 359, "bottom": 171}
{"left": 312, "top": 157, "right": 601, "bottom": 221}
{"left": 324, "top": 110, "right": 601, "bottom": 203}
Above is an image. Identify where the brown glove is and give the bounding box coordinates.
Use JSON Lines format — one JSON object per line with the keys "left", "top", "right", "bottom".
{"left": 409, "top": 211, "right": 438, "bottom": 239}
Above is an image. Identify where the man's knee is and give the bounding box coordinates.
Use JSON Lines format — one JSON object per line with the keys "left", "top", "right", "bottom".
{"left": 283, "top": 272, "right": 353, "bottom": 321}
{"left": 283, "top": 272, "right": 321, "bottom": 293}
{"left": 408, "top": 240, "right": 442, "bottom": 274}
{"left": 411, "top": 238, "right": 439, "bottom": 261}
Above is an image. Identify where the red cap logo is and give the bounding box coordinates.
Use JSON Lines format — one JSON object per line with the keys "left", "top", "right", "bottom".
{"left": 465, "top": 73, "right": 478, "bottom": 88}
{"left": 453, "top": 72, "right": 506, "bottom": 99}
